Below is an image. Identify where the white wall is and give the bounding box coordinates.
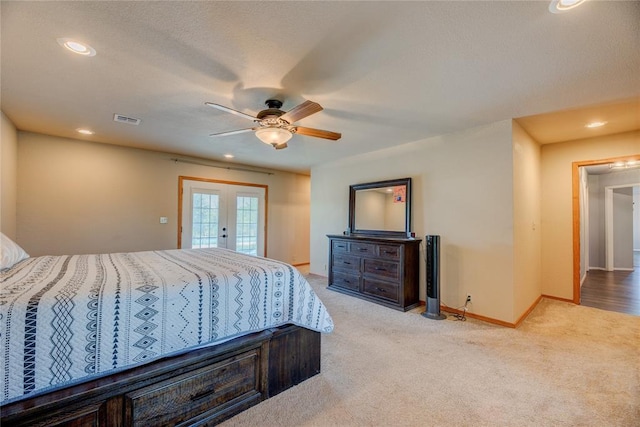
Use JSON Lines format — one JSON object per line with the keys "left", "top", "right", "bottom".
{"left": 1, "top": 112, "right": 19, "bottom": 239}
{"left": 512, "top": 121, "right": 542, "bottom": 319}
{"left": 311, "top": 120, "right": 518, "bottom": 323}
{"left": 17, "top": 131, "right": 310, "bottom": 265}
{"left": 541, "top": 130, "right": 640, "bottom": 300}
{"left": 635, "top": 189, "right": 640, "bottom": 251}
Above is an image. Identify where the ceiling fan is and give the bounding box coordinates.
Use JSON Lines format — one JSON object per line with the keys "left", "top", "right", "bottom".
{"left": 205, "top": 99, "right": 341, "bottom": 150}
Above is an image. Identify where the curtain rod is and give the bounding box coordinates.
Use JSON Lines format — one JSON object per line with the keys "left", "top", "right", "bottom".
{"left": 170, "top": 158, "right": 274, "bottom": 175}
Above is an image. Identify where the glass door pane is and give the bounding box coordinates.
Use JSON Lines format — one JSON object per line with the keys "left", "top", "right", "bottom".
{"left": 181, "top": 182, "right": 227, "bottom": 250}
{"left": 235, "top": 195, "right": 259, "bottom": 255}
{"left": 191, "top": 192, "right": 220, "bottom": 248}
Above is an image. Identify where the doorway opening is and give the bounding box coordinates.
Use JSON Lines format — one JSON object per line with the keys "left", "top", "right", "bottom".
{"left": 178, "top": 177, "right": 267, "bottom": 256}
{"left": 573, "top": 155, "right": 640, "bottom": 315}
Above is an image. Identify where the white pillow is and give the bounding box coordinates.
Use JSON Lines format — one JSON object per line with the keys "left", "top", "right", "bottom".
{"left": 1, "top": 232, "right": 30, "bottom": 270}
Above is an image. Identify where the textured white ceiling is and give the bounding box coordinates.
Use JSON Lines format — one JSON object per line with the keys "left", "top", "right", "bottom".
{"left": 1, "top": 1, "right": 639, "bottom": 174}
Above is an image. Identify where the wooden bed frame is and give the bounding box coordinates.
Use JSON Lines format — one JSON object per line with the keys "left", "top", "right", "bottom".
{"left": 1, "top": 324, "right": 321, "bottom": 426}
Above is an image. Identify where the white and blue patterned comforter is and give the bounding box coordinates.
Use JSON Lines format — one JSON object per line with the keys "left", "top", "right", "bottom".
{"left": 0, "top": 248, "right": 333, "bottom": 404}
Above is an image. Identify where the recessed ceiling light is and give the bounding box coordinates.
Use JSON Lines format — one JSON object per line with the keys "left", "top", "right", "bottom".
{"left": 76, "top": 128, "right": 95, "bottom": 135}
{"left": 224, "top": 154, "right": 235, "bottom": 159}
{"left": 549, "top": 0, "right": 587, "bottom": 14}
{"left": 57, "top": 38, "right": 96, "bottom": 56}
{"left": 585, "top": 121, "right": 607, "bottom": 128}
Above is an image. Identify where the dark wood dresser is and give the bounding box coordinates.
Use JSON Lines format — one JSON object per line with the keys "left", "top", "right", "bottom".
{"left": 327, "top": 235, "right": 421, "bottom": 311}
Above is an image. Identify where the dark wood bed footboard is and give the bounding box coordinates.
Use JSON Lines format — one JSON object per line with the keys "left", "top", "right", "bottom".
{"left": 268, "top": 324, "right": 321, "bottom": 397}
{"left": 0, "top": 325, "right": 321, "bottom": 426}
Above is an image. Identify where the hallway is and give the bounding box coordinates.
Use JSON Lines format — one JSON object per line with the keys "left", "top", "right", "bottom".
{"left": 580, "top": 251, "right": 640, "bottom": 316}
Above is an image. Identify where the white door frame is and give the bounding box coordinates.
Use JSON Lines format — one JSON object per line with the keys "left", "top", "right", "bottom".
{"left": 581, "top": 168, "right": 589, "bottom": 281}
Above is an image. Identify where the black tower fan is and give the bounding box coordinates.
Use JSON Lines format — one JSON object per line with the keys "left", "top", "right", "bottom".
{"left": 422, "top": 235, "right": 446, "bottom": 320}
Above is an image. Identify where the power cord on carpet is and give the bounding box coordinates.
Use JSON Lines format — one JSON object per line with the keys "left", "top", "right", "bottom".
{"left": 451, "top": 298, "right": 470, "bottom": 321}
{"left": 440, "top": 299, "right": 469, "bottom": 321}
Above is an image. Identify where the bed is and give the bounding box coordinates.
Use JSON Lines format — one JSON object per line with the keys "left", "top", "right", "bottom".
{"left": 0, "top": 235, "right": 333, "bottom": 426}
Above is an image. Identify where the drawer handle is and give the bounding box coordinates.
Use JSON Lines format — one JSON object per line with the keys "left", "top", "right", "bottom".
{"left": 343, "top": 261, "right": 351, "bottom": 265}
{"left": 190, "top": 387, "right": 217, "bottom": 402}
{"left": 374, "top": 267, "right": 387, "bottom": 271}
{"left": 358, "top": 248, "right": 368, "bottom": 252}
{"left": 376, "top": 287, "right": 387, "bottom": 293}
{"left": 383, "top": 250, "right": 394, "bottom": 254}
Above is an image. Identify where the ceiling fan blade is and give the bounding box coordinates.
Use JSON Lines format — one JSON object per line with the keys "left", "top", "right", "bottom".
{"left": 294, "top": 126, "right": 342, "bottom": 141}
{"left": 209, "top": 128, "right": 256, "bottom": 137}
{"left": 205, "top": 102, "right": 257, "bottom": 121}
{"left": 280, "top": 100, "right": 323, "bottom": 123}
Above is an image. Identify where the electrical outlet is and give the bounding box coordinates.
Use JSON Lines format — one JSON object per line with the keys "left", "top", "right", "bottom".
{"left": 466, "top": 294, "right": 472, "bottom": 303}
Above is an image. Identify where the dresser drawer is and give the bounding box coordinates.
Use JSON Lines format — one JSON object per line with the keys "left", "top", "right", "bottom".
{"left": 377, "top": 244, "right": 401, "bottom": 260}
{"left": 126, "top": 350, "right": 261, "bottom": 426}
{"left": 363, "top": 278, "right": 399, "bottom": 303}
{"left": 332, "top": 253, "right": 360, "bottom": 272}
{"left": 363, "top": 258, "right": 399, "bottom": 280}
{"left": 350, "top": 242, "right": 376, "bottom": 255}
{"left": 331, "top": 271, "right": 360, "bottom": 291}
{"left": 332, "top": 240, "right": 349, "bottom": 253}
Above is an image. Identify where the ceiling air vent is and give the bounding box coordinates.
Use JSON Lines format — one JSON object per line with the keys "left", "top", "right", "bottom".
{"left": 113, "top": 114, "right": 141, "bottom": 125}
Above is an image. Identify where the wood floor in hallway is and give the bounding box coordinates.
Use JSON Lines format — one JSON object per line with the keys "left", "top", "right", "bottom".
{"left": 580, "top": 251, "right": 640, "bottom": 316}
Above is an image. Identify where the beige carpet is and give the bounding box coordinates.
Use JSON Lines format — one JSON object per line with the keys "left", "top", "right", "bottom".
{"left": 221, "top": 274, "right": 640, "bottom": 427}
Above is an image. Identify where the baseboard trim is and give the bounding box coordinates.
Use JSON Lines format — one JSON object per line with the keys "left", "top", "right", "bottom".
{"left": 428, "top": 301, "right": 515, "bottom": 328}
{"left": 589, "top": 267, "right": 635, "bottom": 272}
{"left": 439, "top": 305, "right": 517, "bottom": 328}
{"left": 432, "top": 294, "right": 548, "bottom": 329}
{"left": 541, "top": 294, "right": 573, "bottom": 303}
{"left": 514, "top": 295, "right": 543, "bottom": 328}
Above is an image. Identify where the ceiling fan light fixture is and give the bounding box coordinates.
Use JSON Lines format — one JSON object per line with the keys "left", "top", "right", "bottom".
{"left": 255, "top": 127, "right": 293, "bottom": 147}
{"left": 549, "top": 0, "right": 587, "bottom": 14}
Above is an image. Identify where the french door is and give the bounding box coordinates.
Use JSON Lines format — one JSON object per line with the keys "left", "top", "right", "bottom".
{"left": 180, "top": 178, "right": 266, "bottom": 257}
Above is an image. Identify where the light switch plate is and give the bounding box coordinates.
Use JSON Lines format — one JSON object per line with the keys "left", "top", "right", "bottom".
{"left": 160, "top": 216, "right": 168, "bottom": 224}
